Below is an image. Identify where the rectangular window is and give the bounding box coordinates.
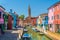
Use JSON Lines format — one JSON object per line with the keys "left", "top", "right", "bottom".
{"left": 58, "top": 5, "right": 60, "bottom": 9}
{"left": 0, "top": 12, "right": 1, "bottom": 18}
{"left": 59, "top": 14, "right": 60, "bottom": 19}
{"left": 57, "top": 15, "right": 59, "bottom": 19}
{"left": 54, "top": 16, "right": 55, "bottom": 19}
{"left": 57, "top": 14, "right": 60, "bottom": 19}
{"left": 50, "top": 24, "right": 52, "bottom": 28}
{"left": 45, "top": 16, "right": 48, "bottom": 20}
{"left": 52, "top": 16, "right": 53, "bottom": 20}
{"left": 52, "top": 8, "right": 54, "bottom": 12}
{"left": 57, "top": 6, "right": 59, "bottom": 10}
{"left": 3, "top": 14, "right": 5, "bottom": 18}
{"left": 54, "top": 6, "right": 57, "bottom": 11}
{"left": 12, "top": 17, "right": 13, "bottom": 20}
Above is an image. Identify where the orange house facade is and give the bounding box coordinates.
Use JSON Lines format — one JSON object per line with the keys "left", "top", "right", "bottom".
{"left": 31, "top": 17, "right": 37, "bottom": 26}
{"left": 48, "top": 1, "right": 60, "bottom": 32}
{"left": 24, "top": 17, "right": 37, "bottom": 26}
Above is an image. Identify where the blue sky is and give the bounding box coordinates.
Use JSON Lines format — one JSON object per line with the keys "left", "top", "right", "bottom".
{"left": 0, "top": 0, "right": 60, "bottom": 17}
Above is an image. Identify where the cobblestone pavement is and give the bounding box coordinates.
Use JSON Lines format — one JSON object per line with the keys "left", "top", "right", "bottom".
{"left": 0, "top": 30, "right": 18, "bottom": 40}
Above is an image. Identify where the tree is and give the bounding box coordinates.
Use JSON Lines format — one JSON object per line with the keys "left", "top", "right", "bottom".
{"left": 19, "top": 14, "right": 25, "bottom": 20}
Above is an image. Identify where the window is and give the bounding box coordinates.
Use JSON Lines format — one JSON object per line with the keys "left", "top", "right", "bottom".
{"left": 51, "top": 8, "right": 53, "bottom": 12}
{"left": 45, "top": 16, "right": 48, "bottom": 20}
{"left": 12, "top": 17, "right": 14, "bottom": 20}
{"left": 0, "top": 12, "right": 1, "bottom": 18}
{"left": 59, "top": 14, "right": 60, "bottom": 19}
{"left": 52, "top": 8, "right": 54, "bottom": 12}
{"left": 50, "top": 24, "right": 52, "bottom": 28}
{"left": 54, "top": 16, "right": 55, "bottom": 19}
{"left": 48, "top": 17, "right": 49, "bottom": 20}
{"left": 54, "top": 6, "right": 57, "bottom": 11}
{"left": 58, "top": 5, "right": 60, "bottom": 9}
{"left": 57, "top": 6, "right": 59, "bottom": 10}
{"left": 52, "top": 16, "right": 54, "bottom": 20}
{"left": 57, "top": 14, "right": 60, "bottom": 19}
{"left": 3, "top": 14, "right": 5, "bottom": 18}
{"left": 57, "top": 15, "right": 59, "bottom": 19}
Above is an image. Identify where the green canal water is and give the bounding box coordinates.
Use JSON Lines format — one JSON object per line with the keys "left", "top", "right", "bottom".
{"left": 26, "top": 27, "right": 52, "bottom": 40}
{"left": 27, "top": 28, "right": 51, "bottom": 40}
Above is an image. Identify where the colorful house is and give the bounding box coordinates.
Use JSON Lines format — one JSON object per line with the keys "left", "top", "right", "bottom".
{"left": 4, "top": 12, "right": 8, "bottom": 30}
{"left": 23, "top": 20, "right": 27, "bottom": 26}
{"left": 37, "top": 16, "right": 42, "bottom": 27}
{"left": 48, "top": 1, "right": 60, "bottom": 32}
{"left": 40, "top": 13, "right": 48, "bottom": 30}
{"left": 24, "top": 5, "right": 38, "bottom": 26}
{"left": 18, "top": 18, "right": 24, "bottom": 27}
{"left": 25, "top": 17, "right": 37, "bottom": 26}
{"left": 8, "top": 14, "right": 13, "bottom": 30}
{"left": 9, "top": 9, "right": 17, "bottom": 29}
{"left": 0, "top": 5, "right": 5, "bottom": 33}
{"left": 13, "top": 12, "right": 17, "bottom": 29}
{"left": 31, "top": 17, "right": 38, "bottom": 26}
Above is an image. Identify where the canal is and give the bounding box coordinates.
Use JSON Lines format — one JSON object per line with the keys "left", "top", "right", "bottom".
{"left": 22, "top": 27, "right": 52, "bottom": 40}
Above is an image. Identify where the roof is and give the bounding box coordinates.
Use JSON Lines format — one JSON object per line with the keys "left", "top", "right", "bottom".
{"left": 40, "top": 13, "right": 48, "bottom": 19}
{"left": 25, "top": 16, "right": 38, "bottom": 19}
{"left": 48, "top": 1, "right": 60, "bottom": 10}
{"left": 0, "top": 5, "right": 5, "bottom": 10}
{"left": 31, "top": 17, "right": 38, "bottom": 19}
{"left": 40, "top": 13, "right": 48, "bottom": 16}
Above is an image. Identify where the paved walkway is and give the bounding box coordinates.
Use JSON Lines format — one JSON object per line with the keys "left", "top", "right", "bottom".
{"left": 0, "top": 30, "right": 18, "bottom": 40}
{"left": 46, "top": 31, "right": 60, "bottom": 40}
{"left": 0, "top": 28, "right": 23, "bottom": 40}
{"left": 35, "top": 27, "right": 60, "bottom": 40}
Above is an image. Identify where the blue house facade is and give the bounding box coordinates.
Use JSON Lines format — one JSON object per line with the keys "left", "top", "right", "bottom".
{"left": 40, "top": 13, "right": 48, "bottom": 30}
{"left": 13, "top": 12, "right": 17, "bottom": 28}
{"left": 44, "top": 16, "right": 48, "bottom": 26}
{"left": 42, "top": 16, "right": 48, "bottom": 30}
{"left": 9, "top": 9, "right": 17, "bottom": 29}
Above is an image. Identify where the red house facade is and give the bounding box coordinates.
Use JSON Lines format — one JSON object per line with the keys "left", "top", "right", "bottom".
{"left": 31, "top": 17, "right": 37, "bottom": 26}
{"left": 8, "top": 14, "right": 13, "bottom": 30}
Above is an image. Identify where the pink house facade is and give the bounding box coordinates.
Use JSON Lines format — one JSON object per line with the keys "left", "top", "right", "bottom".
{"left": 0, "top": 6, "right": 5, "bottom": 24}
{"left": 48, "top": 1, "right": 60, "bottom": 32}
{"left": 0, "top": 5, "right": 5, "bottom": 34}
{"left": 48, "top": 8, "right": 55, "bottom": 32}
